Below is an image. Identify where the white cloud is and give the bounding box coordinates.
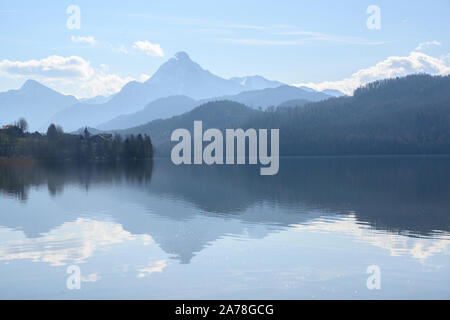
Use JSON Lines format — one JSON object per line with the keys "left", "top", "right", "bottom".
{"left": 71, "top": 35, "right": 96, "bottom": 45}
{"left": 77, "top": 72, "right": 135, "bottom": 98}
{"left": 294, "top": 51, "right": 450, "bottom": 95}
{"left": 117, "top": 44, "right": 128, "bottom": 54}
{"left": 0, "top": 55, "right": 93, "bottom": 80}
{"left": 137, "top": 260, "right": 167, "bottom": 278}
{"left": 133, "top": 40, "right": 165, "bottom": 57}
{"left": 139, "top": 73, "right": 151, "bottom": 82}
{"left": 415, "top": 40, "right": 441, "bottom": 51}
{"left": 0, "top": 55, "right": 139, "bottom": 98}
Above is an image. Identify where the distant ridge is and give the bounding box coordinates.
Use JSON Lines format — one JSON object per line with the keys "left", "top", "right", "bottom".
{"left": 114, "top": 100, "right": 261, "bottom": 155}
{"left": 203, "top": 85, "right": 330, "bottom": 108}
{"left": 321, "top": 89, "right": 347, "bottom": 97}
{"left": 229, "top": 75, "right": 285, "bottom": 91}
{"left": 98, "top": 95, "right": 197, "bottom": 130}
{"left": 46, "top": 52, "right": 287, "bottom": 131}
{"left": 115, "top": 74, "right": 450, "bottom": 156}
{"left": 0, "top": 79, "right": 77, "bottom": 131}
{"left": 99, "top": 86, "right": 330, "bottom": 130}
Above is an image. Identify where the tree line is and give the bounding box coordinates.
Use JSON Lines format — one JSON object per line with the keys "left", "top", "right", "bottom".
{"left": 0, "top": 120, "right": 153, "bottom": 161}
{"left": 242, "top": 74, "right": 450, "bottom": 156}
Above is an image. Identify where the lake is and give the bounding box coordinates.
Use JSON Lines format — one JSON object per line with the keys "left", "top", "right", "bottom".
{"left": 0, "top": 156, "right": 449, "bottom": 299}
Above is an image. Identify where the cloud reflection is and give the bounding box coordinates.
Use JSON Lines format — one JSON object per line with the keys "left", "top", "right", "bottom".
{"left": 0, "top": 218, "right": 153, "bottom": 266}
{"left": 293, "top": 214, "right": 450, "bottom": 261}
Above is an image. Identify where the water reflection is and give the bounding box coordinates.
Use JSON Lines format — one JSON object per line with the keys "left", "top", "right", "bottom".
{"left": 0, "top": 161, "right": 153, "bottom": 201}
{"left": 148, "top": 156, "right": 450, "bottom": 236}
{"left": 0, "top": 218, "right": 151, "bottom": 266}
{"left": 1, "top": 157, "right": 450, "bottom": 239}
{"left": 0, "top": 156, "right": 450, "bottom": 298}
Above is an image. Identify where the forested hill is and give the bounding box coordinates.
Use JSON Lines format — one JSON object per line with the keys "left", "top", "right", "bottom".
{"left": 117, "top": 74, "right": 450, "bottom": 156}
{"left": 115, "top": 100, "right": 261, "bottom": 154}
{"left": 247, "top": 74, "right": 450, "bottom": 155}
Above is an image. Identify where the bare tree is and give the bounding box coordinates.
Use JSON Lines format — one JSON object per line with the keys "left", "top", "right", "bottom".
{"left": 17, "top": 118, "right": 28, "bottom": 132}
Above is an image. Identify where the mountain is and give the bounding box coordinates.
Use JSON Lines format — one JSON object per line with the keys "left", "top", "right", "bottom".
{"left": 99, "top": 86, "right": 330, "bottom": 131}
{"left": 297, "top": 86, "right": 317, "bottom": 93}
{"left": 145, "top": 51, "right": 244, "bottom": 99}
{"left": 230, "top": 75, "right": 284, "bottom": 91}
{"left": 47, "top": 52, "right": 249, "bottom": 131}
{"left": 321, "top": 89, "right": 347, "bottom": 97}
{"left": 46, "top": 52, "right": 300, "bottom": 132}
{"left": 295, "top": 86, "right": 347, "bottom": 97}
{"left": 245, "top": 74, "right": 450, "bottom": 155}
{"left": 204, "top": 85, "right": 331, "bottom": 109}
{"left": 97, "top": 95, "right": 198, "bottom": 130}
{"left": 116, "top": 74, "right": 450, "bottom": 156}
{"left": 1, "top": 53, "right": 343, "bottom": 133}
{"left": 0, "top": 80, "right": 78, "bottom": 131}
{"left": 115, "top": 100, "right": 261, "bottom": 154}
{"left": 79, "top": 94, "right": 113, "bottom": 105}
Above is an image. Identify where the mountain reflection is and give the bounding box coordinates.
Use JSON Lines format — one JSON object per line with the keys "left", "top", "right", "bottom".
{"left": 1, "top": 156, "right": 450, "bottom": 264}
{"left": 149, "top": 156, "right": 450, "bottom": 237}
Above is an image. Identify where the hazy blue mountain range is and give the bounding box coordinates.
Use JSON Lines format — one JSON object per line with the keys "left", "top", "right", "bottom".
{"left": 79, "top": 94, "right": 114, "bottom": 105}
{"left": 297, "top": 86, "right": 346, "bottom": 97}
{"left": 321, "top": 89, "right": 347, "bottom": 97}
{"left": 203, "top": 85, "right": 331, "bottom": 108}
{"left": 297, "top": 86, "right": 317, "bottom": 93}
{"left": 0, "top": 80, "right": 77, "bottom": 131}
{"left": 114, "top": 100, "right": 260, "bottom": 152}
{"left": 47, "top": 52, "right": 246, "bottom": 131}
{"left": 45, "top": 52, "right": 301, "bottom": 131}
{"left": 97, "top": 95, "right": 198, "bottom": 130}
{"left": 1, "top": 51, "right": 345, "bottom": 133}
{"left": 98, "top": 85, "right": 330, "bottom": 130}
{"left": 229, "top": 75, "right": 285, "bottom": 90}
{"left": 114, "top": 74, "right": 450, "bottom": 156}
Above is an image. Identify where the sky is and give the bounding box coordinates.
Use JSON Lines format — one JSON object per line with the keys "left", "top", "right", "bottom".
{"left": 0, "top": 0, "right": 449, "bottom": 98}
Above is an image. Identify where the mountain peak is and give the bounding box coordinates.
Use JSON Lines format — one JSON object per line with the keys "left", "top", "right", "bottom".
{"left": 21, "top": 79, "right": 45, "bottom": 90}
{"left": 18, "top": 79, "right": 77, "bottom": 102}
{"left": 174, "top": 51, "right": 191, "bottom": 61}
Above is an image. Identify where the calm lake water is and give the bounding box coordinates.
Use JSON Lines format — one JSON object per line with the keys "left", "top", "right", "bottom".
{"left": 0, "top": 156, "right": 449, "bottom": 299}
